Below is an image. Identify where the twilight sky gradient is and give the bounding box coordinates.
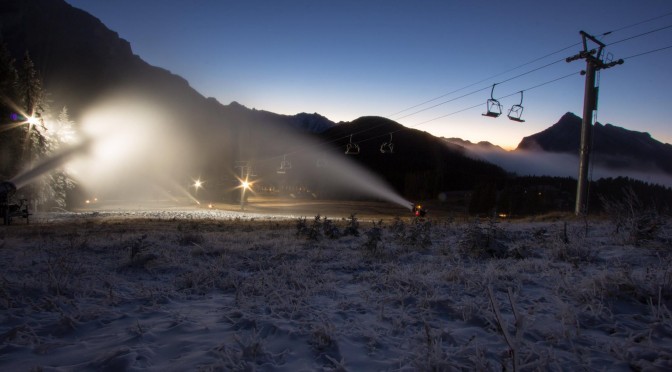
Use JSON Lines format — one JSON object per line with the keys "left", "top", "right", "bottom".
{"left": 64, "top": 0, "right": 672, "bottom": 149}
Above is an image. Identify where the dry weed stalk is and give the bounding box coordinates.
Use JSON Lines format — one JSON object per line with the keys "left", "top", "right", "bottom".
{"left": 487, "top": 285, "right": 521, "bottom": 371}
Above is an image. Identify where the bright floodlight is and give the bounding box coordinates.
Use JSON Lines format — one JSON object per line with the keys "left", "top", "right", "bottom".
{"left": 193, "top": 179, "right": 203, "bottom": 189}
{"left": 241, "top": 180, "right": 250, "bottom": 190}
{"left": 26, "top": 116, "right": 39, "bottom": 125}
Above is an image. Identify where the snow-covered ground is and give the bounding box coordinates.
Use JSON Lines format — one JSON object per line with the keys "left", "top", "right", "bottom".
{"left": 1, "top": 210, "right": 671, "bottom": 371}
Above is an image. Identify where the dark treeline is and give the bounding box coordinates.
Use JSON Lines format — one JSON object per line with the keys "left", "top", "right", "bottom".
{"left": 468, "top": 175, "right": 672, "bottom": 216}
{"left": 0, "top": 41, "right": 75, "bottom": 210}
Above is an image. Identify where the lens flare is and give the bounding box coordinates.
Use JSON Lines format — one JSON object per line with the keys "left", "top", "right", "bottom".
{"left": 26, "top": 116, "right": 39, "bottom": 126}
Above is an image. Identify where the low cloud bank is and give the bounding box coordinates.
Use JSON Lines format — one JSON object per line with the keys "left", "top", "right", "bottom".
{"left": 465, "top": 147, "right": 672, "bottom": 188}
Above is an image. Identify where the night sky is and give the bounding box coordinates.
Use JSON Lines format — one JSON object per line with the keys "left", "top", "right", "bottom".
{"left": 64, "top": 0, "right": 672, "bottom": 149}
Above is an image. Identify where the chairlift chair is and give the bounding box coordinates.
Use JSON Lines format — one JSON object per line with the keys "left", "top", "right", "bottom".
{"left": 482, "top": 83, "right": 502, "bottom": 118}
{"left": 507, "top": 91, "right": 525, "bottom": 122}
{"left": 345, "top": 134, "right": 360, "bottom": 155}
{"left": 380, "top": 133, "right": 394, "bottom": 154}
{"left": 277, "top": 154, "right": 292, "bottom": 174}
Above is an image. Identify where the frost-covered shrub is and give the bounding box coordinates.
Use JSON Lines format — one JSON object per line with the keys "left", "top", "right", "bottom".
{"left": 343, "top": 213, "right": 360, "bottom": 237}
{"left": 458, "top": 218, "right": 508, "bottom": 258}
{"left": 546, "top": 223, "right": 597, "bottom": 265}
{"left": 405, "top": 218, "right": 432, "bottom": 249}
{"left": 363, "top": 220, "right": 383, "bottom": 256}
{"left": 549, "top": 238, "right": 597, "bottom": 265}
{"left": 129, "top": 234, "right": 149, "bottom": 260}
{"left": 321, "top": 216, "right": 341, "bottom": 239}
{"left": 308, "top": 214, "right": 323, "bottom": 241}
{"left": 296, "top": 216, "right": 308, "bottom": 237}
{"left": 601, "top": 186, "right": 666, "bottom": 245}
{"left": 389, "top": 216, "right": 406, "bottom": 240}
{"left": 296, "top": 215, "right": 323, "bottom": 241}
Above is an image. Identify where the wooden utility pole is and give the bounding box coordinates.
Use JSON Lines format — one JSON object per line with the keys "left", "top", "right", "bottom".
{"left": 566, "top": 31, "right": 623, "bottom": 216}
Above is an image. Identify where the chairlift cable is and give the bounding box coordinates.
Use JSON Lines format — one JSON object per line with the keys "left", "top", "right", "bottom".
{"left": 388, "top": 51, "right": 576, "bottom": 120}
{"left": 605, "top": 23, "right": 672, "bottom": 47}
{"left": 387, "top": 12, "right": 672, "bottom": 120}
{"left": 599, "top": 10, "right": 672, "bottom": 36}
{"left": 395, "top": 57, "right": 566, "bottom": 122}
{"left": 410, "top": 71, "right": 581, "bottom": 128}
{"left": 395, "top": 86, "right": 491, "bottom": 121}
{"left": 621, "top": 44, "right": 672, "bottom": 60}
{"left": 387, "top": 44, "right": 577, "bottom": 119}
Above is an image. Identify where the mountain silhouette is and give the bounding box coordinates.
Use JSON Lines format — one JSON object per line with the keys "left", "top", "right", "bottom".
{"left": 517, "top": 112, "right": 672, "bottom": 175}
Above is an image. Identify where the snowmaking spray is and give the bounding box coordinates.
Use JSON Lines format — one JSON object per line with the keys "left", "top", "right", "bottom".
{"left": 4, "top": 90, "right": 415, "bottom": 214}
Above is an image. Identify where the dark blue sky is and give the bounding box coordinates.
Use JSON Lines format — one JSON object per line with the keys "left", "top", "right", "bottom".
{"left": 65, "top": 0, "right": 672, "bottom": 148}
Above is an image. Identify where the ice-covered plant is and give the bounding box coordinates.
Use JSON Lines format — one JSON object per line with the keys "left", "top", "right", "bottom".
{"left": 295, "top": 216, "right": 308, "bottom": 237}
{"left": 295, "top": 215, "right": 323, "bottom": 241}
{"left": 308, "top": 214, "right": 323, "bottom": 241}
{"left": 390, "top": 216, "right": 406, "bottom": 240}
{"left": 405, "top": 218, "right": 432, "bottom": 249}
{"left": 601, "top": 185, "right": 665, "bottom": 245}
{"left": 363, "top": 220, "right": 383, "bottom": 256}
{"left": 129, "top": 234, "right": 149, "bottom": 260}
{"left": 458, "top": 217, "right": 508, "bottom": 258}
{"left": 343, "top": 213, "right": 360, "bottom": 237}
{"left": 321, "top": 216, "right": 341, "bottom": 239}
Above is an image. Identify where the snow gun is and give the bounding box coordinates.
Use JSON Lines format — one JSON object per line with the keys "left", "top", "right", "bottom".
{"left": 411, "top": 203, "right": 426, "bottom": 217}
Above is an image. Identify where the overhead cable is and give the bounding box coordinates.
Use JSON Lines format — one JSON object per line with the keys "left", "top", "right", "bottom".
{"left": 622, "top": 44, "right": 672, "bottom": 60}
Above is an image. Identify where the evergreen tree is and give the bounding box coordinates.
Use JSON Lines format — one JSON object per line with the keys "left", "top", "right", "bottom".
{"left": 55, "top": 106, "right": 76, "bottom": 144}
{"left": 0, "top": 41, "right": 20, "bottom": 180}
{"left": 0, "top": 42, "right": 18, "bottom": 106}
{"left": 1, "top": 46, "right": 77, "bottom": 209}
{"left": 15, "top": 52, "right": 51, "bottom": 210}
{"left": 17, "top": 51, "right": 44, "bottom": 118}
{"left": 49, "top": 106, "right": 77, "bottom": 207}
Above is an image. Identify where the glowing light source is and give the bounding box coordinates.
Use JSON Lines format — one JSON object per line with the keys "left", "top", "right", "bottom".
{"left": 26, "top": 116, "right": 39, "bottom": 126}
{"left": 241, "top": 180, "right": 250, "bottom": 190}
{"left": 193, "top": 179, "right": 203, "bottom": 189}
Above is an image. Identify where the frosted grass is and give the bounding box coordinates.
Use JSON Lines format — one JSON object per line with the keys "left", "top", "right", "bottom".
{"left": 0, "top": 212, "right": 671, "bottom": 370}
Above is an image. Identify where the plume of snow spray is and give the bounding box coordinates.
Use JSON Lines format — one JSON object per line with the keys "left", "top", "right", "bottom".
{"left": 9, "top": 140, "right": 91, "bottom": 189}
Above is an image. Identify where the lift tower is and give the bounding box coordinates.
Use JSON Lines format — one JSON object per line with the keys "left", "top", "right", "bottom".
{"left": 566, "top": 31, "right": 623, "bottom": 216}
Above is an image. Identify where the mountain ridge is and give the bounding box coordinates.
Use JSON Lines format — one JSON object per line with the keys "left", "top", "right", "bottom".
{"left": 517, "top": 112, "right": 672, "bottom": 175}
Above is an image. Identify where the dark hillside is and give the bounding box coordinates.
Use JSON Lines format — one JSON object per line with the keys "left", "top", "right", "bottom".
{"left": 317, "top": 117, "right": 508, "bottom": 199}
